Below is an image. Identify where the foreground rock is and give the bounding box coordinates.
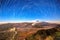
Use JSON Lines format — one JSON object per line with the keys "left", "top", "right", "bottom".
{"left": 0, "top": 22, "right": 60, "bottom": 40}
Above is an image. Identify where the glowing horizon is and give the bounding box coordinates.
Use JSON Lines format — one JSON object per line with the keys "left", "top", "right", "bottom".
{"left": 0, "top": 19, "right": 60, "bottom": 23}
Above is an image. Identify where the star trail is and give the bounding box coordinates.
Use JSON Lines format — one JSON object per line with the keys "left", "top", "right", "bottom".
{"left": 0, "top": 0, "right": 60, "bottom": 22}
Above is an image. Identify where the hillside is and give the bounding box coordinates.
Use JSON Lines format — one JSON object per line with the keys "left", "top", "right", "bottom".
{"left": 0, "top": 22, "right": 60, "bottom": 40}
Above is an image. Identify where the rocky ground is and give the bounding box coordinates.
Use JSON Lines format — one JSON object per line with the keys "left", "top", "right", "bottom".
{"left": 0, "top": 22, "right": 60, "bottom": 40}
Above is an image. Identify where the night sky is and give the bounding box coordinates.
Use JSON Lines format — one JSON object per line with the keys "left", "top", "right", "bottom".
{"left": 0, "top": 0, "right": 60, "bottom": 22}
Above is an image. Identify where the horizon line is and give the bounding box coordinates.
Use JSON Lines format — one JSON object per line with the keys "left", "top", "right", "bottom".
{"left": 0, "top": 20, "right": 60, "bottom": 24}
